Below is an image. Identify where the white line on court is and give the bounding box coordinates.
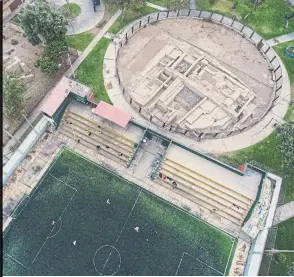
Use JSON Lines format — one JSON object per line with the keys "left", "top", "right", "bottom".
{"left": 10, "top": 195, "right": 30, "bottom": 219}
{"left": 5, "top": 253, "right": 30, "bottom": 270}
{"left": 49, "top": 174, "right": 77, "bottom": 191}
{"left": 47, "top": 218, "right": 63, "bottom": 240}
{"left": 175, "top": 252, "right": 185, "bottom": 276}
{"left": 224, "top": 238, "right": 236, "bottom": 275}
{"left": 183, "top": 252, "right": 224, "bottom": 275}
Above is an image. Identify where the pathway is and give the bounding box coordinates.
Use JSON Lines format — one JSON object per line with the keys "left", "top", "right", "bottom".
{"left": 267, "top": 32, "right": 294, "bottom": 47}
{"left": 65, "top": 9, "right": 122, "bottom": 76}
{"left": 48, "top": 0, "right": 105, "bottom": 35}
{"left": 146, "top": 1, "right": 167, "bottom": 11}
{"left": 273, "top": 201, "right": 294, "bottom": 226}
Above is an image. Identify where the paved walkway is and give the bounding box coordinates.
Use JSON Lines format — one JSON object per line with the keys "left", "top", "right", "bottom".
{"left": 267, "top": 32, "right": 294, "bottom": 47}
{"left": 65, "top": 9, "right": 122, "bottom": 77}
{"left": 48, "top": 0, "right": 105, "bottom": 35}
{"left": 146, "top": 1, "right": 167, "bottom": 11}
{"left": 273, "top": 201, "right": 294, "bottom": 226}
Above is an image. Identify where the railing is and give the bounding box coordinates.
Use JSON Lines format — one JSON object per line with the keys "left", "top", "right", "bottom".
{"left": 114, "top": 9, "right": 283, "bottom": 140}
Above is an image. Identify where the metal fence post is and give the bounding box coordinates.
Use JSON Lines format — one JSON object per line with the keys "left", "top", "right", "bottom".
{"left": 220, "top": 14, "right": 224, "bottom": 23}
{"left": 270, "top": 56, "right": 276, "bottom": 63}
{"left": 188, "top": 9, "right": 191, "bottom": 16}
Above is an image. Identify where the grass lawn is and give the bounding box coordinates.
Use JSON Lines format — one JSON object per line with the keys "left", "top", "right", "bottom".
{"left": 197, "top": 0, "right": 294, "bottom": 39}
{"left": 3, "top": 149, "right": 236, "bottom": 276}
{"left": 108, "top": 5, "right": 158, "bottom": 34}
{"left": 75, "top": 38, "right": 111, "bottom": 103}
{"left": 268, "top": 218, "right": 294, "bottom": 275}
{"left": 66, "top": 32, "right": 95, "bottom": 52}
{"left": 148, "top": 0, "right": 294, "bottom": 39}
{"left": 148, "top": 0, "right": 190, "bottom": 9}
{"left": 62, "top": 3, "right": 82, "bottom": 19}
{"left": 274, "top": 41, "right": 294, "bottom": 122}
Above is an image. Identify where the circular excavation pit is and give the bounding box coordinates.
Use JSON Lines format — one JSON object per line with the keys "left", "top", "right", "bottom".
{"left": 117, "top": 17, "right": 277, "bottom": 140}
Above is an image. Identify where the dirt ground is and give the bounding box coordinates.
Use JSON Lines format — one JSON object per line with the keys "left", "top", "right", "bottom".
{"left": 2, "top": 20, "right": 78, "bottom": 145}
{"left": 118, "top": 18, "right": 274, "bottom": 114}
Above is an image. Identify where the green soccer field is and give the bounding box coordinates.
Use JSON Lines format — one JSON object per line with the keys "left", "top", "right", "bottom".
{"left": 3, "top": 148, "right": 236, "bottom": 276}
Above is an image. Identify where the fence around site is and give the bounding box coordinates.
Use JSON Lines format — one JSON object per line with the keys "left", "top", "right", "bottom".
{"left": 114, "top": 9, "right": 283, "bottom": 140}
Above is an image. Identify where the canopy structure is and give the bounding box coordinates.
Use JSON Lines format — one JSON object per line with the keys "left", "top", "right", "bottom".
{"left": 92, "top": 101, "right": 131, "bottom": 128}
{"left": 40, "top": 77, "right": 70, "bottom": 117}
{"left": 40, "top": 77, "right": 92, "bottom": 117}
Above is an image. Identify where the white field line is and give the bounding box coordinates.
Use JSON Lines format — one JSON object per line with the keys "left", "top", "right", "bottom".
{"left": 49, "top": 174, "right": 77, "bottom": 191}
{"left": 184, "top": 252, "right": 224, "bottom": 275}
{"left": 65, "top": 147, "right": 236, "bottom": 240}
{"left": 175, "top": 252, "right": 185, "bottom": 276}
{"left": 30, "top": 189, "right": 77, "bottom": 267}
{"left": 224, "top": 238, "right": 236, "bottom": 275}
{"left": 5, "top": 253, "right": 30, "bottom": 270}
{"left": 47, "top": 218, "right": 63, "bottom": 240}
{"left": 100, "top": 190, "right": 142, "bottom": 275}
{"left": 10, "top": 195, "right": 30, "bottom": 219}
{"left": 115, "top": 190, "right": 142, "bottom": 244}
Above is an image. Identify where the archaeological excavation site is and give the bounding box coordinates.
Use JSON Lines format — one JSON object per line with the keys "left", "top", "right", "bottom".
{"left": 117, "top": 18, "right": 277, "bottom": 140}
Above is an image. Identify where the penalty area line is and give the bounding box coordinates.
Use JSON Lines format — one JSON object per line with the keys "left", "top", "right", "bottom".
{"left": 224, "top": 237, "right": 236, "bottom": 275}
{"left": 175, "top": 252, "right": 185, "bottom": 276}
{"left": 183, "top": 252, "right": 224, "bottom": 276}
{"left": 5, "top": 253, "right": 30, "bottom": 270}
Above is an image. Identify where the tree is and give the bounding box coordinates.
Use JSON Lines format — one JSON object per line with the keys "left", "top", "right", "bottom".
{"left": 35, "top": 40, "right": 67, "bottom": 75}
{"left": 276, "top": 122, "right": 294, "bottom": 168}
{"left": 18, "top": 0, "right": 68, "bottom": 75}
{"left": 18, "top": 0, "right": 68, "bottom": 46}
{"left": 3, "top": 72, "right": 26, "bottom": 122}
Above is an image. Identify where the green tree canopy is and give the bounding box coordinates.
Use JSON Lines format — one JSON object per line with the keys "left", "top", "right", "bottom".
{"left": 18, "top": 0, "right": 68, "bottom": 46}
{"left": 3, "top": 72, "right": 26, "bottom": 122}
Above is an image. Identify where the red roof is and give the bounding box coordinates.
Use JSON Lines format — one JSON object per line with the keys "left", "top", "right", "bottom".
{"left": 93, "top": 101, "right": 131, "bottom": 128}
{"left": 40, "top": 77, "right": 70, "bottom": 117}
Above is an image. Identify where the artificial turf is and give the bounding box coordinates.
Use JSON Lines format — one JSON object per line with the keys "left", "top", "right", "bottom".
{"left": 3, "top": 148, "right": 235, "bottom": 276}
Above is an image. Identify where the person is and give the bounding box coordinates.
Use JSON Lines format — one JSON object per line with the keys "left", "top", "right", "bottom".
{"left": 118, "top": 152, "right": 123, "bottom": 157}
{"left": 88, "top": 131, "right": 92, "bottom": 136}
{"left": 151, "top": 230, "right": 158, "bottom": 236}
{"left": 93, "top": 5, "right": 96, "bottom": 12}
{"left": 77, "top": 139, "right": 80, "bottom": 143}
{"left": 172, "top": 181, "right": 178, "bottom": 189}
{"left": 96, "top": 145, "right": 100, "bottom": 150}
{"left": 232, "top": 203, "right": 240, "bottom": 209}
